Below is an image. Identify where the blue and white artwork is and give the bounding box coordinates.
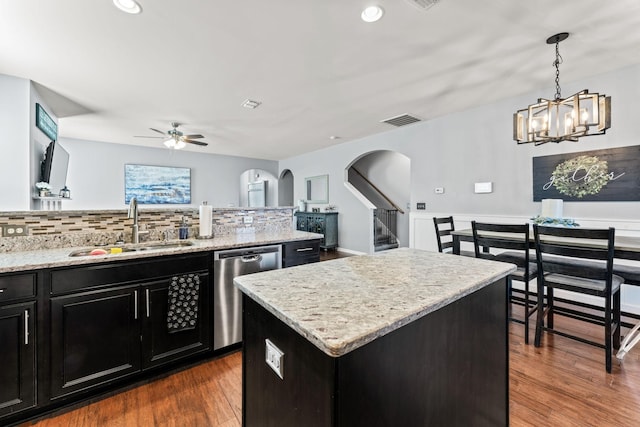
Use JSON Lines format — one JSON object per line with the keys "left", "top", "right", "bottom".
{"left": 125, "top": 164, "right": 191, "bottom": 204}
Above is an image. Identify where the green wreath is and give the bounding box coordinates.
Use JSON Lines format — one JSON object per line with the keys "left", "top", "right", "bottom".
{"left": 551, "top": 155, "right": 610, "bottom": 198}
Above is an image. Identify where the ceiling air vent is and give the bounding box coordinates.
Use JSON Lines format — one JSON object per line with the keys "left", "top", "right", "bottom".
{"left": 381, "top": 114, "right": 422, "bottom": 127}
{"left": 405, "top": 0, "right": 440, "bottom": 11}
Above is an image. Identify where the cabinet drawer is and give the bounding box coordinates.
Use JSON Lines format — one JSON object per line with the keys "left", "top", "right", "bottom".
{"left": 50, "top": 253, "right": 210, "bottom": 295}
{"left": 283, "top": 240, "right": 320, "bottom": 260}
{"left": 0, "top": 273, "right": 36, "bottom": 303}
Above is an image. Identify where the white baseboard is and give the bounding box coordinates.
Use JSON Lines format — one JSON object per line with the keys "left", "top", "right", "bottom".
{"left": 336, "top": 247, "right": 366, "bottom": 256}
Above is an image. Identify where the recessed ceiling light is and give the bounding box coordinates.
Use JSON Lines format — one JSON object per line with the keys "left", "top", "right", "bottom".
{"left": 113, "top": 0, "right": 142, "bottom": 14}
{"left": 361, "top": 5, "right": 384, "bottom": 22}
{"left": 242, "top": 99, "right": 262, "bottom": 109}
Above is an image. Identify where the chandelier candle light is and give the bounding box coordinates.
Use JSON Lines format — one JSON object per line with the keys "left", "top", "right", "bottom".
{"left": 513, "top": 33, "right": 611, "bottom": 145}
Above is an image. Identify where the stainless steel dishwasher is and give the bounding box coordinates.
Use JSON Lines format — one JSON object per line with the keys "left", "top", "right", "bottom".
{"left": 213, "top": 245, "right": 282, "bottom": 350}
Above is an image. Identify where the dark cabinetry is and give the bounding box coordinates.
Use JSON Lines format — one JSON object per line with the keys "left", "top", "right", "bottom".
{"left": 0, "top": 274, "right": 37, "bottom": 418}
{"left": 295, "top": 212, "right": 338, "bottom": 250}
{"left": 282, "top": 239, "right": 321, "bottom": 268}
{"left": 49, "top": 254, "right": 210, "bottom": 400}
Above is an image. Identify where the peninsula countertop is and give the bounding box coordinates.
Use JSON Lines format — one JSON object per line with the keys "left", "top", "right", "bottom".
{"left": 0, "top": 230, "right": 322, "bottom": 273}
{"left": 234, "top": 248, "right": 516, "bottom": 357}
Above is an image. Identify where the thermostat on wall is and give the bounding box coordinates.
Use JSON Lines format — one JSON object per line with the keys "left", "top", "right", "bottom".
{"left": 474, "top": 182, "right": 493, "bottom": 193}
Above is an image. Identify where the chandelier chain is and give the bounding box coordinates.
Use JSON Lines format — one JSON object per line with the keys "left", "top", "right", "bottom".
{"left": 553, "top": 41, "right": 563, "bottom": 101}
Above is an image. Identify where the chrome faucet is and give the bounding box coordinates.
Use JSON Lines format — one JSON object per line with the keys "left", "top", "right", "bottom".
{"left": 128, "top": 197, "right": 141, "bottom": 243}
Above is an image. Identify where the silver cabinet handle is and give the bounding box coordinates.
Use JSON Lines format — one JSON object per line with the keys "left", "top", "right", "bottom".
{"left": 24, "top": 310, "right": 29, "bottom": 345}
{"left": 296, "top": 247, "right": 314, "bottom": 252}
{"left": 146, "top": 288, "right": 150, "bottom": 318}
{"left": 134, "top": 290, "right": 138, "bottom": 319}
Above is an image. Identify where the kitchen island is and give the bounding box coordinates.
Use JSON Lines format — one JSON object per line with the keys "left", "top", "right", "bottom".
{"left": 234, "top": 248, "right": 516, "bottom": 427}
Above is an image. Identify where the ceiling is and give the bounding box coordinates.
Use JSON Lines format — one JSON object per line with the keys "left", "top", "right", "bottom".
{"left": 2, "top": 0, "right": 640, "bottom": 160}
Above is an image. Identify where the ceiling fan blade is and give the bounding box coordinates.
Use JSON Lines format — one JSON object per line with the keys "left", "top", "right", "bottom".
{"left": 149, "top": 128, "right": 167, "bottom": 136}
{"left": 134, "top": 135, "right": 164, "bottom": 138}
{"left": 184, "top": 140, "right": 208, "bottom": 146}
{"left": 183, "top": 134, "right": 205, "bottom": 140}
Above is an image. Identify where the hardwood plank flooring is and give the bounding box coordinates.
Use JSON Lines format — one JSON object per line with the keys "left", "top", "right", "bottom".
{"left": 21, "top": 308, "right": 640, "bottom": 426}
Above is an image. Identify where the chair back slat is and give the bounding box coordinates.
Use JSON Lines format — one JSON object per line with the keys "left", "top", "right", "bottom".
{"left": 433, "top": 216, "right": 456, "bottom": 253}
{"left": 471, "top": 221, "right": 530, "bottom": 263}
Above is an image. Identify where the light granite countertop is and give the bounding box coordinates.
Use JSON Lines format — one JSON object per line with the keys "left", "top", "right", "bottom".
{"left": 0, "top": 230, "right": 322, "bottom": 273}
{"left": 234, "top": 248, "right": 516, "bottom": 358}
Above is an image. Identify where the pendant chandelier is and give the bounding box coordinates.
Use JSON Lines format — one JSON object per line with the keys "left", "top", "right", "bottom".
{"left": 513, "top": 33, "right": 611, "bottom": 145}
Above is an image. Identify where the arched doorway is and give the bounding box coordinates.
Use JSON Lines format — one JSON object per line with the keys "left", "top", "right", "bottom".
{"left": 278, "top": 169, "right": 294, "bottom": 206}
{"left": 346, "top": 150, "right": 410, "bottom": 251}
{"left": 239, "top": 169, "right": 278, "bottom": 207}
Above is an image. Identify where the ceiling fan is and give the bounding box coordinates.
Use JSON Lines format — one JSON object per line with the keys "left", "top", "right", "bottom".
{"left": 135, "top": 122, "right": 208, "bottom": 149}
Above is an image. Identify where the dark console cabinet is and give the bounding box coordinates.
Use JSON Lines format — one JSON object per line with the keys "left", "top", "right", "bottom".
{"left": 295, "top": 212, "right": 338, "bottom": 250}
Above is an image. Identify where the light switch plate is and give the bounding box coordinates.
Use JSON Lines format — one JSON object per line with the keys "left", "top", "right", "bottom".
{"left": 265, "top": 339, "right": 284, "bottom": 379}
{"left": 243, "top": 216, "right": 254, "bottom": 224}
{"left": 434, "top": 187, "right": 444, "bottom": 194}
{"left": 474, "top": 182, "right": 493, "bottom": 193}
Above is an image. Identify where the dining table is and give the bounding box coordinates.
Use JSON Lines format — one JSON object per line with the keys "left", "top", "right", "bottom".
{"left": 451, "top": 228, "right": 640, "bottom": 284}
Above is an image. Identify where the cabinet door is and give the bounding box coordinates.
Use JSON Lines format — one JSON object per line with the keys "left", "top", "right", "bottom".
{"left": 50, "top": 285, "right": 141, "bottom": 399}
{"left": 141, "top": 273, "right": 210, "bottom": 369}
{"left": 0, "top": 302, "right": 36, "bottom": 417}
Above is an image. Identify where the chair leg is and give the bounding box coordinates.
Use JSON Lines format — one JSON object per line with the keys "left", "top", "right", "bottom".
{"left": 605, "top": 294, "right": 612, "bottom": 373}
{"left": 534, "top": 281, "right": 544, "bottom": 347}
{"left": 523, "top": 280, "right": 529, "bottom": 345}
{"left": 614, "top": 290, "right": 621, "bottom": 349}
{"left": 547, "top": 288, "right": 554, "bottom": 330}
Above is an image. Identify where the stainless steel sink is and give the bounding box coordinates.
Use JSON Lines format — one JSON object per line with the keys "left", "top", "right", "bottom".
{"left": 68, "top": 247, "right": 137, "bottom": 257}
{"left": 132, "top": 241, "right": 195, "bottom": 251}
{"left": 68, "top": 241, "right": 195, "bottom": 257}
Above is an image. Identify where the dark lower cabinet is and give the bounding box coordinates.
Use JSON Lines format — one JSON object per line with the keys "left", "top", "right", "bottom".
{"left": 142, "top": 276, "right": 210, "bottom": 369}
{"left": 49, "top": 286, "right": 141, "bottom": 399}
{"left": 48, "top": 254, "right": 211, "bottom": 402}
{"left": 243, "top": 278, "right": 509, "bottom": 427}
{"left": 0, "top": 301, "right": 36, "bottom": 417}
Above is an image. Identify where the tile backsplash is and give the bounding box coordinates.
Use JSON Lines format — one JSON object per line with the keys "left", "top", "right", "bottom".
{"left": 0, "top": 207, "right": 294, "bottom": 253}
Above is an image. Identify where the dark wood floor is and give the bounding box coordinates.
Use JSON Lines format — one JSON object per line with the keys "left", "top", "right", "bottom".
{"left": 22, "top": 306, "right": 640, "bottom": 427}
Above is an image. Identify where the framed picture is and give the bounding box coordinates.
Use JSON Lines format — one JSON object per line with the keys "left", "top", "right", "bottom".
{"left": 532, "top": 145, "right": 640, "bottom": 202}
{"left": 125, "top": 164, "right": 191, "bottom": 204}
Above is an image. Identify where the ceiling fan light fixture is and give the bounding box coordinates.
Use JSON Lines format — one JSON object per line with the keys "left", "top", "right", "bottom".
{"left": 361, "top": 5, "right": 384, "bottom": 22}
{"left": 113, "top": 0, "right": 142, "bottom": 14}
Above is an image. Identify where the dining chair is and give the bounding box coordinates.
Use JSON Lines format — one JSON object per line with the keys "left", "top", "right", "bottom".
{"left": 433, "top": 216, "right": 474, "bottom": 257}
{"left": 471, "top": 222, "right": 538, "bottom": 344}
{"left": 533, "top": 225, "right": 623, "bottom": 373}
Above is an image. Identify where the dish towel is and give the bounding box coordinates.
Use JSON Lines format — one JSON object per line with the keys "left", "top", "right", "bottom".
{"left": 167, "top": 273, "right": 200, "bottom": 333}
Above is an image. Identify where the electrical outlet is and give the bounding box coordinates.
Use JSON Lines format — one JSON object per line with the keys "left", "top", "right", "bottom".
{"left": 243, "top": 216, "right": 254, "bottom": 224}
{"left": 265, "top": 339, "right": 284, "bottom": 379}
{"left": 1, "top": 225, "right": 29, "bottom": 237}
{"left": 416, "top": 202, "right": 426, "bottom": 210}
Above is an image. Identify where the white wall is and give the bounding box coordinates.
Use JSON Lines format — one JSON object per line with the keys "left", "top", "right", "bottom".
{"left": 59, "top": 138, "right": 278, "bottom": 210}
{"left": 280, "top": 63, "right": 640, "bottom": 253}
{"left": 0, "top": 74, "right": 30, "bottom": 210}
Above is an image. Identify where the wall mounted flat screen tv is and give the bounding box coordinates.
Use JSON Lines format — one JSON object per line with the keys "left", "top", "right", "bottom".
{"left": 40, "top": 141, "right": 70, "bottom": 194}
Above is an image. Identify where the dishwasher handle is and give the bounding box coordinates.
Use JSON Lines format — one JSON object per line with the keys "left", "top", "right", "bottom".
{"left": 241, "top": 254, "right": 262, "bottom": 263}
